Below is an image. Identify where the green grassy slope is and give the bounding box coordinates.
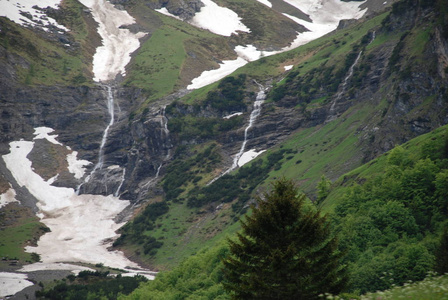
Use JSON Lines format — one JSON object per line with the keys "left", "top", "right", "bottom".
{"left": 118, "top": 11, "right": 393, "bottom": 269}
{"left": 121, "top": 123, "right": 448, "bottom": 300}
{"left": 0, "top": 0, "right": 99, "bottom": 86}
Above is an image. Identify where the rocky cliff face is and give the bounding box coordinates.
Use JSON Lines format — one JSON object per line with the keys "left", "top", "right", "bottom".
{"left": 2, "top": 0, "right": 447, "bottom": 210}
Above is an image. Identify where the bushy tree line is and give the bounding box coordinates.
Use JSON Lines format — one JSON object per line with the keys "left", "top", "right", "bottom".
{"left": 332, "top": 130, "right": 448, "bottom": 293}
{"left": 166, "top": 74, "right": 247, "bottom": 141}
{"left": 186, "top": 148, "right": 296, "bottom": 212}
{"left": 36, "top": 271, "right": 148, "bottom": 300}
{"left": 114, "top": 201, "right": 168, "bottom": 255}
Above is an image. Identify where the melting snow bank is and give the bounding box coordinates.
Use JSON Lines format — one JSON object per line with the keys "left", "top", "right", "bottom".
{"left": 0, "top": 272, "right": 33, "bottom": 298}
{"left": 0, "top": 0, "right": 68, "bottom": 32}
{"left": 189, "top": 0, "right": 250, "bottom": 36}
{"left": 1, "top": 127, "right": 154, "bottom": 278}
{"left": 19, "top": 263, "right": 94, "bottom": 273}
{"left": 0, "top": 188, "right": 18, "bottom": 208}
{"left": 187, "top": 0, "right": 367, "bottom": 89}
{"left": 78, "top": 0, "right": 146, "bottom": 82}
{"left": 238, "top": 149, "right": 266, "bottom": 167}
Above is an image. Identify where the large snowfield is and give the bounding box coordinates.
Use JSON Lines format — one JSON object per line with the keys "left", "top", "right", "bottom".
{"left": 1, "top": 128, "right": 154, "bottom": 296}
{"left": 77, "top": 0, "right": 146, "bottom": 82}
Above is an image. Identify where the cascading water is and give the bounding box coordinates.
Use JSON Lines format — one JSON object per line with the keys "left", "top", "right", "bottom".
{"left": 329, "top": 51, "right": 362, "bottom": 112}
{"left": 96, "top": 85, "right": 115, "bottom": 170}
{"left": 208, "top": 83, "right": 266, "bottom": 185}
{"left": 230, "top": 83, "right": 266, "bottom": 170}
{"left": 140, "top": 106, "right": 171, "bottom": 191}
{"left": 76, "top": 84, "right": 115, "bottom": 194}
{"left": 114, "top": 169, "right": 126, "bottom": 197}
{"left": 160, "top": 106, "right": 171, "bottom": 160}
{"left": 326, "top": 31, "right": 376, "bottom": 122}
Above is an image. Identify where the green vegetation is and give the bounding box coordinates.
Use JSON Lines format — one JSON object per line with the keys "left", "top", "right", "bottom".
{"left": 166, "top": 74, "right": 248, "bottom": 140}
{"left": 222, "top": 179, "right": 347, "bottom": 299}
{"left": 36, "top": 270, "right": 148, "bottom": 300}
{"left": 122, "top": 125, "right": 448, "bottom": 300}
{"left": 123, "top": 24, "right": 187, "bottom": 97}
{"left": 0, "top": 205, "right": 47, "bottom": 262}
{"left": 325, "top": 126, "right": 448, "bottom": 293}
{"left": 359, "top": 273, "right": 448, "bottom": 300}
{"left": 120, "top": 243, "right": 229, "bottom": 300}
{"left": 0, "top": 0, "right": 95, "bottom": 86}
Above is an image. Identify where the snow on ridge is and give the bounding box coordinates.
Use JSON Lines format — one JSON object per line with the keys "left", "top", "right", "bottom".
{"left": 189, "top": 0, "right": 250, "bottom": 36}
{"left": 0, "top": 0, "right": 68, "bottom": 32}
{"left": 256, "top": 0, "right": 273, "bottom": 8}
{"left": 78, "top": 0, "right": 146, "bottom": 82}
{"left": 187, "top": 0, "right": 367, "bottom": 90}
{"left": 155, "top": 7, "right": 182, "bottom": 20}
{"left": 188, "top": 57, "right": 248, "bottom": 89}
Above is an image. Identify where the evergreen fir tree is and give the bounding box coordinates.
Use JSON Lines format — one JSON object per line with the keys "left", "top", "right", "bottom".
{"left": 222, "top": 178, "right": 347, "bottom": 300}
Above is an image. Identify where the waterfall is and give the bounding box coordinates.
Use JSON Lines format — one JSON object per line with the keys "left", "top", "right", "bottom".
{"left": 160, "top": 106, "right": 171, "bottom": 160}
{"left": 139, "top": 106, "right": 171, "bottom": 191}
{"left": 96, "top": 85, "right": 115, "bottom": 169}
{"left": 114, "top": 168, "right": 126, "bottom": 197}
{"left": 327, "top": 31, "right": 376, "bottom": 121}
{"left": 76, "top": 84, "right": 115, "bottom": 194}
{"left": 230, "top": 83, "right": 266, "bottom": 170}
{"left": 208, "top": 82, "right": 266, "bottom": 185}
{"left": 330, "top": 50, "right": 363, "bottom": 112}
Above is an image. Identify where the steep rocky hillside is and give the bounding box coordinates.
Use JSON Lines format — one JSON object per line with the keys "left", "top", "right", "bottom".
{"left": 1, "top": 0, "right": 447, "bottom": 296}
{"left": 111, "top": 0, "right": 448, "bottom": 269}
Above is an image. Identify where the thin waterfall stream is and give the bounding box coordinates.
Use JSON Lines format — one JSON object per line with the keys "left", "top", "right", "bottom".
{"left": 208, "top": 82, "right": 266, "bottom": 184}
{"left": 76, "top": 84, "right": 116, "bottom": 194}
{"left": 327, "top": 31, "right": 376, "bottom": 122}
{"left": 230, "top": 82, "right": 266, "bottom": 170}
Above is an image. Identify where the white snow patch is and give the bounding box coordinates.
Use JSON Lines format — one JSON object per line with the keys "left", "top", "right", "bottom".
{"left": 255, "top": 0, "right": 273, "bottom": 8}
{"left": 107, "top": 165, "right": 120, "bottom": 170}
{"left": 67, "top": 152, "right": 91, "bottom": 179}
{"left": 187, "top": 0, "right": 366, "bottom": 90}
{"left": 0, "top": 272, "right": 33, "bottom": 298}
{"left": 46, "top": 174, "right": 59, "bottom": 185}
{"left": 283, "top": 0, "right": 366, "bottom": 27}
{"left": 0, "top": 0, "right": 68, "bottom": 31}
{"left": 238, "top": 149, "right": 266, "bottom": 167}
{"left": 235, "top": 45, "right": 265, "bottom": 61}
{"left": 78, "top": 0, "right": 146, "bottom": 82}
{"left": 1, "top": 132, "right": 150, "bottom": 273}
{"left": 19, "top": 262, "right": 94, "bottom": 274}
{"left": 0, "top": 188, "right": 18, "bottom": 209}
{"left": 223, "top": 112, "right": 243, "bottom": 119}
{"left": 33, "top": 127, "right": 62, "bottom": 145}
{"left": 189, "top": 0, "right": 250, "bottom": 36}
{"left": 122, "top": 272, "right": 155, "bottom": 280}
{"left": 155, "top": 7, "right": 182, "bottom": 20}
{"left": 188, "top": 57, "right": 248, "bottom": 89}
{"left": 284, "top": 65, "right": 294, "bottom": 71}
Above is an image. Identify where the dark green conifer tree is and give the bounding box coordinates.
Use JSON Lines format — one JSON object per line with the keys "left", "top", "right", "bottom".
{"left": 222, "top": 178, "right": 347, "bottom": 299}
